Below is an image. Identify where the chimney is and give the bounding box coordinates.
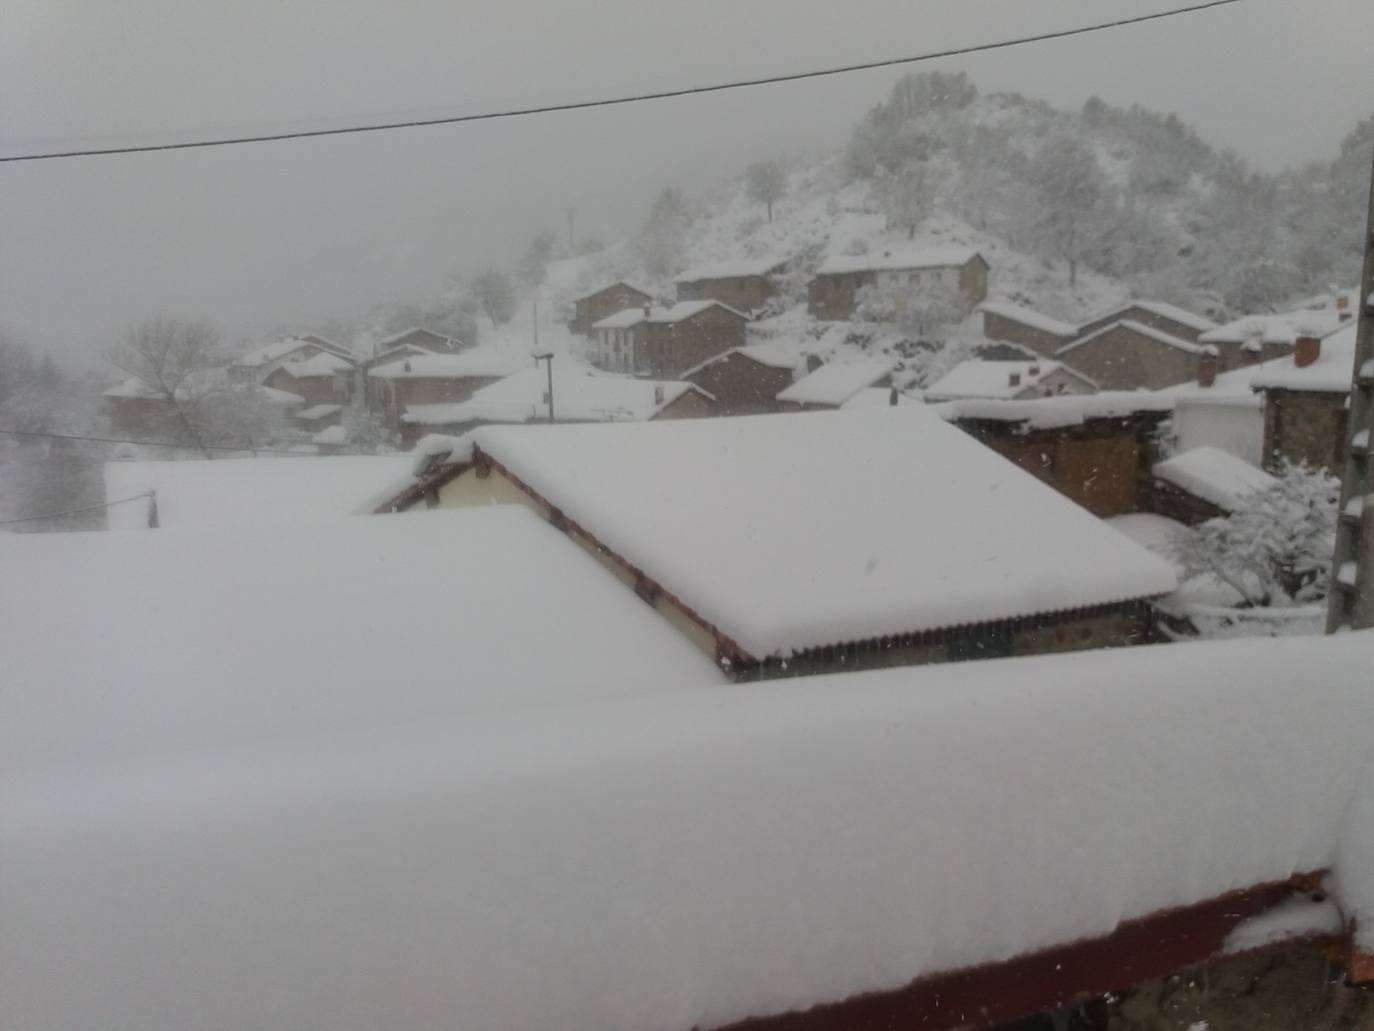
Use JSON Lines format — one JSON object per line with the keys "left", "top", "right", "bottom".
{"left": 1337, "top": 293, "right": 1350, "bottom": 311}
{"left": 1008, "top": 371, "right": 1022, "bottom": 388}
{"left": 1197, "top": 347, "right": 1218, "bottom": 387}
{"left": 654, "top": 383, "right": 665, "bottom": 404}
{"left": 889, "top": 386, "right": 899, "bottom": 407}
{"left": 1294, "top": 335, "right": 1321, "bottom": 368}
{"left": 643, "top": 304, "right": 652, "bottom": 319}
{"left": 806, "top": 353, "right": 824, "bottom": 374}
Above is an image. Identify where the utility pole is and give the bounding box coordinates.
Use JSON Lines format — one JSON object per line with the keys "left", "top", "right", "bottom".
{"left": 531, "top": 299, "right": 554, "bottom": 423}
{"left": 1326, "top": 147, "right": 1374, "bottom": 631}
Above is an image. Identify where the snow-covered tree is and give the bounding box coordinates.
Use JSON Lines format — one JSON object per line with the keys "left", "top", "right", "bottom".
{"left": 745, "top": 160, "right": 786, "bottom": 223}
{"left": 638, "top": 186, "right": 690, "bottom": 278}
{"left": 878, "top": 163, "right": 936, "bottom": 239}
{"left": 1030, "top": 134, "right": 1105, "bottom": 286}
{"left": 1172, "top": 463, "right": 1340, "bottom": 606}
{"left": 469, "top": 268, "right": 517, "bottom": 326}
{"left": 106, "top": 316, "right": 223, "bottom": 457}
{"left": 517, "top": 230, "right": 560, "bottom": 289}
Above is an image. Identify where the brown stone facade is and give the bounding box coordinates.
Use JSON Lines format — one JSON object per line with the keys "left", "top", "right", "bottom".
{"left": 1058, "top": 325, "right": 1200, "bottom": 390}
{"left": 981, "top": 310, "right": 1074, "bottom": 358}
{"left": 593, "top": 305, "right": 748, "bottom": 378}
{"left": 262, "top": 366, "right": 344, "bottom": 406}
{"left": 1261, "top": 388, "right": 1349, "bottom": 472}
{"left": 570, "top": 283, "right": 652, "bottom": 335}
{"left": 676, "top": 274, "right": 776, "bottom": 314}
{"left": 807, "top": 255, "right": 989, "bottom": 321}
{"left": 954, "top": 415, "right": 1167, "bottom": 518}
{"left": 685, "top": 352, "right": 795, "bottom": 416}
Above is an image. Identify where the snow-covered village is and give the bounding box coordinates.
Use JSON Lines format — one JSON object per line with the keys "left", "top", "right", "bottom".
{"left": 4, "top": 2, "right": 1374, "bottom": 1028}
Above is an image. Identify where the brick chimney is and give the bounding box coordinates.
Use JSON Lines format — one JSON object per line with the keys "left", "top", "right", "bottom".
{"left": 1197, "top": 346, "right": 1218, "bottom": 387}
{"left": 889, "top": 386, "right": 899, "bottom": 406}
{"left": 1008, "top": 371, "right": 1022, "bottom": 388}
{"left": 1294, "top": 335, "right": 1321, "bottom": 368}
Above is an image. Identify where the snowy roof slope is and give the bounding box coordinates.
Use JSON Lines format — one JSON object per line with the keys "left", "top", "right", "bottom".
{"left": 1153, "top": 447, "right": 1278, "bottom": 511}
{"left": 0, "top": 508, "right": 723, "bottom": 774}
{"left": 931, "top": 392, "right": 1174, "bottom": 430}
{"left": 1249, "top": 323, "right": 1358, "bottom": 393}
{"left": 775, "top": 359, "right": 894, "bottom": 406}
{"left": 469, "top": 408, "right": 1177, "bottom": 658}
{"left": 978, "top": 301, "right": 1078, "bottom": 337}
{"left": 1200, "top": 311, "right": 1348, "bottom": 346}
{"left": 839, "top": 387, "right": 918, "bottom": 410}
{"left": 234, "top": 338, "right": 319, "bottom": 368}
{"left": 312, "top": 425, "right": 346, "bottom": 445}
{"left": 677, "top": 258, "right": 785, "bottom": 281}
{"left": 283, "top": 352, "right": 354, "bottom": 377}
{"left": 816, "top": 246, "right": 982, "bottom": 275}
{"left": 591, "top": 300, "right": 746, "bottom": 330}
{"left": 103, "top": 454, "right": 415, "bottom": 531}
{"left": 924, "top": 360, "right": 1093, "bottom": 401}
{"left": 1158, "top": 362, "right": 1263, "bottom": 404}
{"left": 1088, "top": 300, "right": 1217, "bottom": 334}
{"left": 295, "top": 403, "right": 342, "bottom": 420}
{"left": 6, "top": 630, "right": 1374, "bottom": 1030}
{"left": 402, "top": 367, "right": 698, "bottom": 426}
{"left": 367, "top": 350, "right": 524, "bottom": 380}
{"left": 1058, "top": 319, "right": 1203, "bottom": 355}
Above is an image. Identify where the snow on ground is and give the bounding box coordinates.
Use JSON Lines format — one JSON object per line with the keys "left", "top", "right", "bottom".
{"left": 5, "top": 631, "right": 1374, "bottom": 1031}
{"left": 0, "top": 507, "right": 723, "bottom": 774}
{"left": 469, "top": 406, "right": 1177, "bottom": 659}
{"left": 1152, "top": 447, "right": 1278, "bottom": 512}
{"left": 104, "top": 454, "right": 416, "bottom": 530}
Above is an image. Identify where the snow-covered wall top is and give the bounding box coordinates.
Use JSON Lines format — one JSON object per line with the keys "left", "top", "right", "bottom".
{"left": 1152, "top": 446, "right": 1278, "bottom": 512}
{"left": 469, "top": 407, "right": 1177, "bottom": 657}
{"left": 775, "top": 360, "right": 894, "bottom": 406}
{"left": 5, "top": 631, "right": 1374, "bottom": 1031}
{"left": 932, "top": 391, "right": 1174, "bottom": 430}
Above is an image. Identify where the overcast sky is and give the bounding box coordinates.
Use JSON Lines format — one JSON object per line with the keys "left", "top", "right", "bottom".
{"left": 1, "top": 0, "right": 1371, "bottom": 366}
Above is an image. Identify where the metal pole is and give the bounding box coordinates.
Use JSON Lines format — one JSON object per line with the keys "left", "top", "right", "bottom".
{"left": 1326, "top": 147, "right": 1374, "bottom": 631}
{"left": 546, "top": 355, "right": 554, "bottom": 422}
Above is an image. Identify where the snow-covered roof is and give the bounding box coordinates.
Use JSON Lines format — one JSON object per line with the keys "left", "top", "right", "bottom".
{"left": 978, "top": 301, "right": 1078, "bottom": 338}
{"left": 374, "top": 325, "right": 457, "bottom": 349}
{"left": 312, "top": 425, "right": 347, "bottom": 445}
{"left": 574, "top": 280, "right": 650, "bottom": 301}
{"left": 401, "top": 367, "right": 699, "bottom": 427}
{"left": 1087, "top": 300, "right": 1217, "bottom": 334}
{"left": 839, "top": 387, "right": 919, "bottom": 410}
{"left": 103, "top": 454, "right": 416, "bottom": 531}
{"left": 1153, "top": 446, "right": 1278, "bottom": 511}
{"left": 775, "top": 359, "right": 894, "bottom": 406}
{"left": 257, "top": 385, "right": 304, "bottom": 405}
{"left": 1106, "top": 512, "right": 1189, "bottom": 562}
{"left": 932, "top": 391, "right": 1175, "bottom": 430}
{"left": 1058, "top": 319, "right": 1203, "bottom": 356}
{"left": 816, "top": 246, "right": 983, "bottom": 276}
{"left": 7, "top": 629, "right": 1374, "bottom": 1030}
{"left": 0, "top": 507, "right": 722, "bottom": 774}
{"left": 283, "top": 352, "right": 354, "bottom": 377}
{"left": 102, "top": 367, "right": 227, "bottom": 401}
{"left": 1200, "top": 310, "right": 1348, "bottom": 346}
{"left": 367, "top": 349, "right": 524, "bottom": 380}
{"left": 234, "top": 337, "right": 319, "bottom": 368}
{"left": 676, "top": 257, "right": 785, "bottom": 281}
{"left": 1158, "top": 362, "right": 1264, "bottom": 405}
{"left": 1248, "top": 323, "right": 1358, "bottom": 393}
{"left": 925, "top": 360, "right": 1094, "bottom": 401}
{"left": 467, "top": 407, "right": 1177, "bottom": 658}
{"left": 295, "top": 403, "right": 342, "bottom": 421}
{"left": 590, "top": 300, "right": 747, "bottom": 330}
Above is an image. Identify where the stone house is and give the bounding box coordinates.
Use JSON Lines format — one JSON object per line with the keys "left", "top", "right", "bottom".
{"left": 264, "top": 351, "right": 359, "bottom": 407}
{"left": 674, "top": 259, "right": 785, "bottom": 314}
{"left": 589, "top": 301, "right": 748, "bottom": 378}
{"left": 1075, "top": 300, "right": 1217, "bottom": 345}
{"left": 1199, "top": 310, "right": 1349, "bottom": 373}
{"left": 978, "top": 301, "right": 1079, "bottom": 358}
{"left": 374, "top": 326, "right": 465, "bottom": 354}
{"left": 375, "top": 407, "right": 1176, "bottom": 679}
{"left": 367, "top": 350, "right": 525, "bottom": 431}
{"left": 1251, "top": 326, "right": 1359, "bottom": 473}
{"left": 1055, "top": 320, "right": 1206, "bottom": 390}
{"left": 683, "top": 345, "right": 802, "bottom": 417}
{"left": 924, "top": 359, "right": 1097, "bottom": 402}
{"left": 933, "top": 393, "right": 1174, "bottom": 518}
{"left": 1148, "top": 446, "right": 1278, "bottom": 526}
{"left": 569, "top": 282, "right": 653, "bottom": 335}
{"left": 229, "top": 337, "right": 326, "bottom": 387}
{"left": 807, "top": 247, "right": 989, "bottom": 321}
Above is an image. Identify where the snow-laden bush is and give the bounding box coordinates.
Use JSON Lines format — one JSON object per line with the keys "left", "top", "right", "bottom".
{"left": 1172, "top": 462, "right": 1340, "bottom": 607}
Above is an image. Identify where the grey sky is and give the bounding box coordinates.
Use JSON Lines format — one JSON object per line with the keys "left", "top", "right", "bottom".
{"left": 1, "top": 0, "right": 1371, "bottom": 365}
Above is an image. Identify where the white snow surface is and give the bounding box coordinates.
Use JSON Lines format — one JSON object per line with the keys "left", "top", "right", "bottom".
{"left": 591, "top": 300, "right": 746, "bottom": 330}
{"left": 1152, "top": 447, "right": 1278, "bottom": 512}
{"left": 234, "top": 337, "right": 319, "bottom": 368}
{"left": 295, "top": 403, "right": 342, "bottom": 420}
{"left": 366, "top": 349, "right": 525, "bottom": 380}
{"left": 925, "top": 360, "right": 1090, "bottom": 401}
{"left": 1058, "top": 319, "right": 1203, "bottom": 356}
{"left": 0, "top": 507, "right": 722, "bottom": 775}
{"left": 1249, "top": 323, "right": 1358, "bottom": 393}
{"left": 1159, "top": 363, "right": 1263, "bottom": 404}
{"left": 979, "top": 301, "right": 1079, "bottom": 338}
{"left": 1090, "top": 300, "right": 1217, "bottom": 334}
{"left": 775, "top": 359, "right": 894, "bottom": 406}
{"left": 5, "top": 631, "right": 1374, "bottom": 1031}
{"left": 469, "top": 407, "right": 1178, "bottom": 658}
{"left": 1106, "top": 513, "right": 1189, "bottom": 565}
{"left": 283, "top": 352, "right": 355, "bottom": 377}
{"left": 1222, "top": 896, "right": 1343, "bottom": 955}
{"left": 677, "top": 257, "right": 785, "bottom": 281}
{"left": 103, "top": 454, "right": 415, "bottom": 530}
{"left": 816, "top": 245, "right": 981, "bottom": 275}
{"left": 312, "top": 425, "right": 346, "bottom": 445}
{"left": 839, "top": 387, "right": 918, "bottom": 410}
{"left": 1200, "top": 311, "right": 1348, "bottom": 347}
{"left": 402, "top": 366, "right": 697, "bottom": 426}
{"left": 932, "top": 391, "right": 1173, "bottom": 430}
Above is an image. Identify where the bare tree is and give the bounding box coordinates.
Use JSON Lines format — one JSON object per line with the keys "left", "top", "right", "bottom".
{"left": 1030, "top": 135, "right": 1105, "bottom": 286}
{"left": 746, "top": 160, "right": 786, "bottom": 223}
{"left": 879, "top": 163, "right": 935, "bottom": 239}
{"left": 107, "top": 316, "right": 222, "bottom": 457}
{"left": 469, "top": 269, "right": 517, "bottom": 326}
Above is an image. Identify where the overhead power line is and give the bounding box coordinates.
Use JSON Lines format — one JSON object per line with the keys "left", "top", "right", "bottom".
{"left": 0, "top": 492, "right": 152, "bottom": 527}
{"left": 0, "top": 0, "right": 1242, "bottom": 163}
{"left": 0, "top": 427, "right": 318, "bottom": 455}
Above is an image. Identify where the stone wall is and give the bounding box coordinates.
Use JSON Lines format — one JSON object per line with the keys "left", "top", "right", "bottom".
{"left": 1262, "top": 389, "right": 1348, "bottom": 473}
